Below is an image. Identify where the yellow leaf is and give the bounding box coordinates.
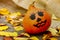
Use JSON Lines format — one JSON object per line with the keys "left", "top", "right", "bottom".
{"left": 14, "top": 37, "right": 28, "bottom": 40}
{"left": 49, "top": 37, "right": 58, "bottom": 40}
{"left": 0, "top": 8, "right": 10, "bottom": 15}
{"left": 9, "top": 12, "right": 21, "bottom": 19}
{"left": 14, "top": 26, "right": 24, "bottom": 31}
{"left": 0, "top": 26, "right": 8, "bottom": 31}
{"left": 20, "top": 33, "right": 30, "bottom": 37}
{"left": 0, "top": 31, "right": 18, "bottom": 37}
{"left": 30, "top": 36, "right": 39, "bottom": 40}
{"left": 42, "top": 35, "right": 48, "bottom": 40}
{"left": 42, "top": 32, "right": 52, "bottom": 40}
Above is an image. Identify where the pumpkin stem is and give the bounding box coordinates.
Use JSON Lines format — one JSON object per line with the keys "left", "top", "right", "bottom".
{"left": 28, "top": 1, "right": 35, "bottom": 10}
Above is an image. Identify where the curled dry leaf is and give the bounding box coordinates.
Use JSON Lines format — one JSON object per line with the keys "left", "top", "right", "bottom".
{"left": 13, "top": 33, "right": 30, "bottom": 40}
{"left": 42, "top": 32, "right": 52, "bottom": 40}
{"left": 48, "top": 27, "right": 59, "bottom": 36}
{"left": 42, "top": 34, "right": 58, "bottom": 40}
{"left": 14, "top": 26, "right": 24, "bottom": 31}
{"left": 14, "top": 36, "right": 39, "bottom": 40}
{"left": 18, "top": 33, "right": 30, "bottom": 37}
{"left": 56, "top": 25, "right": 60, "bottom": 35}
{"left": 52, "top": 14, "right": 60, "bottom": 21}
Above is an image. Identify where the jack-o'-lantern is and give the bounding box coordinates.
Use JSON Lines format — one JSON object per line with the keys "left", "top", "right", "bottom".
{"left": 23, "top": 6, "right": 51, "bottom": 34}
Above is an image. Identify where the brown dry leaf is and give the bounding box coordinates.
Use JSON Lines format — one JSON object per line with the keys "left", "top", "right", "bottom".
{"left": 42, "top": 34, "right": 48, "bottom": 40}
{"left": 4, "top": 37, "right": 13, "bottom": 40}
{"left": 42, "top": 32, "right": 52, "bottom": 40}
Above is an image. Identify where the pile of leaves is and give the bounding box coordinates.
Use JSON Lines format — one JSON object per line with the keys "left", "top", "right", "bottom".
{"left": 0, "top": 8, "right": 60, "bottom": 40}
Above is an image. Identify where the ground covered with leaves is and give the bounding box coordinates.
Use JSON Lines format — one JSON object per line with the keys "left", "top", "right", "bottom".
{"left": 0, "top": 8, "right": 60, "bottom": 40}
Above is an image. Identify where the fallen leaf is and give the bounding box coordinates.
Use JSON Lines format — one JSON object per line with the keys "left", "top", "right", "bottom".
{"left": 48, "top": 27, "right": 58, "bottom": 36}
{"left": 0, "top": 8, "right": 10, "bottom": 15}
{"left": 14, "top": 26, "right": 24, "bottom": 31}
{"left": 18, "top": 33, "right": 30, "bottom": 37}
{"left": 49, "top": 37, "right": 58, "bottom": 40}
{"left": 0, "top": 31, "right": 18, "bottom": 37}
{"left": 0, "top": 26, "right": 8, "bottom": 31}
{"left": 9, "top": 12, "right": 21, "bottom": 19}
{"left": 42, "top": 32, "right": 52, "bottom": 40}
{"left": 14, "top": 37, "right": 28, "bottom": 40}
{"left": 4, "top": 37, "right": 13, "bottom": 40}
{"left": 30, "top": 36, "right": 39, "bottom": 40}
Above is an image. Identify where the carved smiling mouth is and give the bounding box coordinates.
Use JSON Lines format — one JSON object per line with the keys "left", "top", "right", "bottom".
{"left": 33, "top": 20, "right": 47, "bottom": 28}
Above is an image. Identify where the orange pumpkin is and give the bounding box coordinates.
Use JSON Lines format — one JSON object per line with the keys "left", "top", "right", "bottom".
{"left": 23, "top": 6, "right": 51, "bottom": 34}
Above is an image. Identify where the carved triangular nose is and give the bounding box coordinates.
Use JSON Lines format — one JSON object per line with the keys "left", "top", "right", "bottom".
{"left": 37, "top": 18, "right": 41, "bottom": 22}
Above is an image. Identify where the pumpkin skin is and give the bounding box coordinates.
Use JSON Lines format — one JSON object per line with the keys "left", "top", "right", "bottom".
{"left": 23, "top": 6, "right": 51, "bottom": 34}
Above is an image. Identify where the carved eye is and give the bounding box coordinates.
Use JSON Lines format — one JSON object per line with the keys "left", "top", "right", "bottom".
{"left": 38, "top": 12, "right": 44, "bottom": 16}
{"left": 30, "top": 14, "right": 35, "bottom": 20}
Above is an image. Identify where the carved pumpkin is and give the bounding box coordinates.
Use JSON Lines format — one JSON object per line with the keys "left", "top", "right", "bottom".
{"left": 23, "top": 6, "right": 51, "bottom": 34}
